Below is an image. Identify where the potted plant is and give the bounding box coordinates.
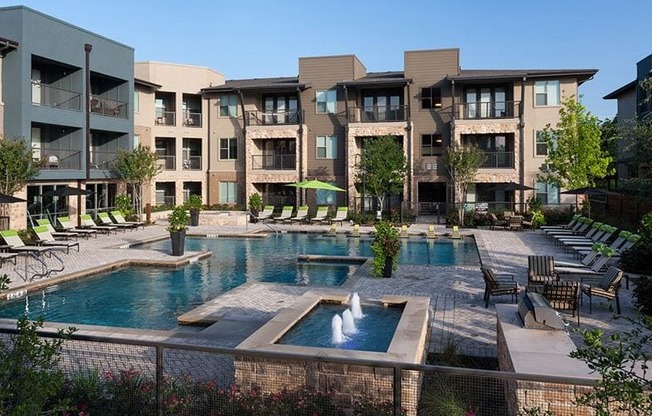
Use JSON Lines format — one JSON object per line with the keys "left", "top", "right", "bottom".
{"left": 185, "top": 194, "right": 203, "bottom": 227}
{"left": 167, "top": 205, "right": 189, "bottom": 256}
{"left": 248, "top": 192, "right": 263, "bottom": 223}
{"left": 371, "top": 221, "right": 401, "bottom": 278}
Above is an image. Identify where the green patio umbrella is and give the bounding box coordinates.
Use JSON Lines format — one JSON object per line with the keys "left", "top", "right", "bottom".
{"left": 287, "top": 179, "right": 346, "bottom": 192}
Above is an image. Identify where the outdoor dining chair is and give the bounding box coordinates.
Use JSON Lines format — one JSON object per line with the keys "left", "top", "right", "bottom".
{"left": 480, "top": 266, "right": 520, "bottom": 308}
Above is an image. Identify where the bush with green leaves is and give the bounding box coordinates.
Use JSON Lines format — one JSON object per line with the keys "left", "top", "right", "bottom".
{"left": 167, "top": 205, "right": 189, "bottom": 233}
{"left": 621, "top": 211, "right": 652, "bottom": 275}
{"left": 0, "top": 274, "right": 10, "bottom": 292}
{"left": 247, "top": 192, "right": 263, "bottom": 213}
{"left": 371, "top": 221, "right": 401, "bottom": 277}
{"left": 633, "top": 276, "right": 652, "bottom": 315}
{"left": 184, "top": 194, "right": 203, "bottom": 212}
{"left": 115, "top": 194, "right": 135, "bottom": 220}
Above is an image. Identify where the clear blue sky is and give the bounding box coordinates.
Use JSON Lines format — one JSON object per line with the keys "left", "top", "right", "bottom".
{"left": 7, "top": 0, "right": 650, "bottom": 120}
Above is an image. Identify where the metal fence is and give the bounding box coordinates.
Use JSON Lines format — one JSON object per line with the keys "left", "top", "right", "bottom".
{"left": 0, "top": 327, "right": 600, "bottom": 416}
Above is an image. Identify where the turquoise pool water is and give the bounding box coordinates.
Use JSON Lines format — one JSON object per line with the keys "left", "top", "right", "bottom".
{"left": 0, "top": 234, "right": 478, "bottom": 330}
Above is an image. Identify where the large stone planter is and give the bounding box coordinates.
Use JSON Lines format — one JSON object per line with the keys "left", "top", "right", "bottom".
{"left": 170, "top": 230, "right": 186, "bottom": 256}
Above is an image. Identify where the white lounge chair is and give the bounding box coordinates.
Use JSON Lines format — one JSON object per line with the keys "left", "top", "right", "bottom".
{"left": 289, "top": 206, "right": 309, "bottom": 223}
{"left": 326, "top": 207, "right": 348, "bottom": 226}
{"left": 97, "top": 212, "right": 134, "bottom": 231}
{"left": 309, "top": 206, "right": 329, "bottom": 224}
{"left": 32, "top": 225, "right": 79, "bottom": 254}
{"left": 80, "top": 214, "right": 117, "bottom": 234}
{"left": 110, "top": 211, "right": 145, "bottom": 229}
{"left": 272, "top": 206, "right": 293, "bottom": 223}
{"left": 57, "top": 216, "right": 98, "bottom": 238}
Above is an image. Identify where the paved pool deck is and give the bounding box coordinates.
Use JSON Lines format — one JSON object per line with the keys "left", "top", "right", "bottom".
{"left": 0, "top": 220, "right": 642, "bottom": 357}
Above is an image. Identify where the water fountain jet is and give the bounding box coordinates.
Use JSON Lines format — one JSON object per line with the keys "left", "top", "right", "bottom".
{"left": 331, "top": 314, "right": 344, "bottom": 344}
{"left": 351, "top": 292, "right": 364, "bottom": 319}
{"left": 342, "top": 309, "right": 357, "bottom": 334}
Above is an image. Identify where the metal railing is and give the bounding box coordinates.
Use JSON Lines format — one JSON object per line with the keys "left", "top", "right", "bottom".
{"left": 479, "top": 151, "right": 515, "bottom": 169}
{"left": 0, "top": 326, "right": 601, "bottom": 416}
{"left": 35, "top": 148, "right": 82, "bottom": 170}
{"left": 156, "top": 155, "right": 176, "bottom": 171}
{"left": 90, "top": 96, "right": 128, "bottom": 119}
{"left": 182, "top": 156, "right": 202, "bottom": 170}
{"left": 456, "top": 101, "right": 520, "bottom": 120}
{"left": 155, "top": 195, "right": 176, "bottom": 206}
{"left": 31, "top": 82, "right": 82, "bottom": 111}
{"left": 90, "top": 151, "right": 117, "bottom": 170}
{"left": 155, "top": 111, "right": 176, "bottom": 126}
{"left": 348, "top": 105, "right": 408, "bottom": 123}
{"left": 245, "top": 109, "right": 303, "bottom": 126}
{"left": 182, "top": 111, "right": 202, "bottom": 127}
{"left": 251, "top": 154, "right": 296, "bottom": 170}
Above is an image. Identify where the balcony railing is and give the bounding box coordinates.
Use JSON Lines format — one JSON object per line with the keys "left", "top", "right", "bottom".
{"left": 155, "top": 195, "right": 176, "bottom": 206}
{"left": 456, "top": 101, "right": 520, "bottom": 120}
{"left": 479, "top": 151, "right": 515, "bottom": 168}
{"left": 155, "top": 111, "right": 176, "bottom": 126}
{"left": 31, "top": 82, "right": 82, "bottom": 111}
{"left": 90, "top": 150, "right": 117, "bottom": 170}
{"left": 90, "top": 96, "right": 128, "bottom": 119}
{"left": 182, "top": 156, "right": 202, "bottom": 170}
{"left": 348, "top": 105, "right": 408, "bottom": 123}
{"left": 251, "top": 154, "right": 296, "bottom": 170}
{"left": 34, "top": 148, "right": 82, "bottom": 170}
{"left": 156, "top": 155, "right": 176, "bottom": 171}
{"left": 246, "top": 110, "right": 303, "bottom": 126}
{"left": 182, "top": 112, "right": 202, "bottom": 127}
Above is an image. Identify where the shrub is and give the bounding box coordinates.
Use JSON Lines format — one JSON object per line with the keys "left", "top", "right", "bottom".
{"left": 371, "top": 221, "right": 401, "bottom": 277}
{"left": 541, "top": 206, "right": 572, "bottom": 226}
{"left": 446, "top": 208, "right": 460, "bottom": 226}
{"left": 633, "top": 276, "right": 652, "bottom": 315}
{"left": 526, "top": 196, "right": 543, "bottom": 213}
{"left": 0, "top": 274, "right": 10, "bottom": 292}
{"left": 115, "top": 194, "right": 135, "bottom": 220}
{"left": 184, "top": 194, "right": 203, "bottom": 212}
{"left": 167, "top": 205, "right": 189, "bottom": 233}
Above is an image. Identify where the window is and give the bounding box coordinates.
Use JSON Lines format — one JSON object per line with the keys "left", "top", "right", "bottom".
{"left": 421, "top": 87, "right": 442, "bottom": 109}
{"left": 534, "top": 80, "right": 560, "bottom": 106}
{"left": 422, "top": 134, "right": 443, "bottom": 156}
{"left": 316, "top": 135, "right": 337, "bottom": 159}
{"left": 316, "top": 90, "right": 336, "bottom": 114}
{"left": 219, "top": 182, "right": 237, "bottom": 204}
{"left": 219, "top": 94, "right": 239, "bottom": 117}
{"left": 536, "top": 181, "right": 559, "bottom": 204}
{"left": 133, "top": 134, "right": 140, "bottom": 149}
{"left": 219, "top": 138, "right": 237, "bottom": 160}
{"left": 535, "top": 130, "right": 549, "bottom": 156}
{"left": 133, "top": 90, "right": 140, "bottom": 112}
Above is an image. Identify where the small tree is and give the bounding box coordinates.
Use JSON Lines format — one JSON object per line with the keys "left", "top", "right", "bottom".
{"left": 538, "top": 96, "right": 612, "bottom": 189}
{"left": 0, "top": 136, "right": 39, "bottom": 195}
{"left": 443, "top": 143, "right": 487, "bottom": 226}
{"left": 355, "top": 136, "right": 408, "bottom": 216}
{"left": 112, "top": 145, "right": 161, "bottom": 220}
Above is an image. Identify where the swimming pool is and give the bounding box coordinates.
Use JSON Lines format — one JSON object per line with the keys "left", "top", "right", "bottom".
{"left": 0, "top": 234, "right": 478, "bottom": 330}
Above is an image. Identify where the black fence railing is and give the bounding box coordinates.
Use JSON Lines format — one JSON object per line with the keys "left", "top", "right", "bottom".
{"left": 246, "top": 109, "right": 303, "bottom": 126}
{"left": 455, "top": 101, "right": 520, "bottom": 120}
{"left": 348, "top": 105, "right": 408, "bottom": 123}
{"left": 90, "top": 96, "right": 128, "bottom": 119}
{"left": 36, "top": 148, "right": 82, "bottom": 170}
{"left": 251, "top": 154, "right": 296, "bottom": 170}
{"left": 182, "top": 111, "right": 202, "bottom": 127}
{"left": 479, "top": 151, "right": 515, "bottom": 169}
{"left": 31, "top": 82, "right": 82, "bottom": 111}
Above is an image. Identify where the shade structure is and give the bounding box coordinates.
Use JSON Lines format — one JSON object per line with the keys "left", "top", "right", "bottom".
{"left": 286, "top": 179, "right": 346, "bottom": 192}
{"left": 560, "top": 186, "right": 606, "bottom": 196}
{"left": 41, "top": 186, "right": 92, "bottom": 198}
{"left": 487, "top": 181, "right": 535, "bottom": 192}
{"left": 0, "top": 193, "right": 26, "bottom": 203}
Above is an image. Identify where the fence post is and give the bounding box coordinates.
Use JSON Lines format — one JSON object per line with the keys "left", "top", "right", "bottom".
{"left": 156, "top": 345, "right": 163, "bottom": 416}
{"left": 393, "top": 365, "right": 402, "bottom": 416}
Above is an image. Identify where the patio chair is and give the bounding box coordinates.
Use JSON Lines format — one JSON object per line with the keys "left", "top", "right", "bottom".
{"left": 272, "top": 206, "right": 293, "bottom": 223}
{"left": 32, "top": 225, "right": 79, "bottom": 254}
{"left": 110, "top": 211, "right": 145, "bottom": 229}
{"left": 563, "top": 225, "right": 617, "bottom": 252}
{"left": 508, "top": 215, "right": 523, "bottom": 231}
{"left": 555, "top": 243, "right": 603, "bottom": 268}
{"left": 36, "top": 218, "right": 80, "bottom": 240}
{"left": 527, "top": 255, "right": 558, "bottom": 286}
{"left": 309, "top": 206, "right": 329, "bottom": 224}
{"left": 80, "top": 214, "right": 117, "bottom": 234}
{"left": 57, "top": 216, "right": 98, "bottom": 238}
{"left": 480, "top": 266, "right": 520, "bottom": 308}
{"left": 544, "top": 217, "right": 593, "bottom": 240}
{"left": 0, "top": 229, "right": 58, "bottom": 256}
{"left": 97, "top": 212, "right": 135, "bottom": 231}
{"left": 488, "top": 213, "right": 507, "bottom": 230}
{"left": 257, "top": 205, "right": 275, "bottom": 222}
{"left": 327, "top": 207, "right": 348, "bottom": 226}
{"left": 553, "top": 222, "right": 604, "bottom": 246}
{"left": 555, "top": 252, "right": 614, "bottom": 277}
{"left": 581, "top": 266, "right": 623, "bottom": 314}
{"left": 575, "top": 230, "right": 632, "bottom": 257}
{"left": 540, "top": 214, "right": 582, "bottom": 230}
{"left": 543, "top": 281, "right": 580, "bottom": 326}
{"left": 289, "top": 206, "right": 309, "bottom": 223}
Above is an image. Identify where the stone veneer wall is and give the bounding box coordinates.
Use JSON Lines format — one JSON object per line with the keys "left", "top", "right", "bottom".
{"left": 234, "top": 356, "right": 422, "bottom": 415}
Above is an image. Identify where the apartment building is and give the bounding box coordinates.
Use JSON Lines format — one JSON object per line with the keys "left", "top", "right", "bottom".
{"left": 603, "top": 54, "right": 652, "bottom": 180}
{"left": 0, "top": 6, "right": 134, "bottom": 228}
{"left": 202, "top": 49, "right": 596, "bottom": 215}
{"left": 134, "top": 62, "right": 224, "bottom": 207}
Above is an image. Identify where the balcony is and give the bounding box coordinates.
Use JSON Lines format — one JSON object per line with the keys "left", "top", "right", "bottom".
{"left": 251, "top": 154, "right": 296, "bottom": 170}
{"left": 182, "top": 112, "right": 202, "bottom": 127}
{"left": 348, "top": 105, "right": 408, "bottom": 123}
{"left": 182, "top": 156, "right": 202, "bottom": 170}
{"left": 90, "top": 150, "right": 117, "bottom": 170}
{"left": 31, "top": 82, "right": 82, "bottom": 111}
{"left": 35, "top": 148, "right": 82, "bottom": 170}
{"left": 155, "top": 111, "right": 176, "bottom": 126}
{"left": 90, "top": 96, "right": 128, "bottom": 119}
{"left": 157, "top": 155, "right": 176, "bottom": 171}
{"left": 455, "top": 101, "right": 520, "bottom": 120}
{"left": 480, "top": 151, "right": 515, "bottom": 169}
{"left": 246, "top": 110, "right": 303, "bottom": 126}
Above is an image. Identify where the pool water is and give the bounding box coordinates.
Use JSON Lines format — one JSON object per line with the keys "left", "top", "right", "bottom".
{"left": 0, "top": 234, "right": 478, "bottom": 330}
{"left": 277, "top": 303, "right": 403, "bottom": 352}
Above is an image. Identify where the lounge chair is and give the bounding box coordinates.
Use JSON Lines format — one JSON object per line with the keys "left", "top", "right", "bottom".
{"left": 80, "top": 214, "right": 117, "bottom": 234}
{"left": 327, "top": 207, "right": 348, "bottom": 226}
{"left": 97, "top": 212, "right": 135, "bottom": 231}
{"left": 36, "top": 218, "right": 80, "bottom": 240}
{"left": 555, "top": 243, "right": 603, "bottom": 268}
{"left": 309, "top": 206, "right": 329, "bottom": 224}
{"left": 257, "top": 205, "right": 275, "bottom": 222}
{"left": 289, "top": 206, "right": 309, "bottom": 223}
{"left": 543, "top": 281, "right": 580, "bottom": 325}
{"left": 0, "top": 229, "right": 58, "bottom": 256}
{"left": 0, "top": 251, "right": 18, "bottom": 266}
{"left": 540, "top": 214, "right": 582, "bottom": 230}
{"left": 57, "top": 216, "right": 98, "bottom": 238}
{"left": 555, "top": 251, "right": 614, "bottom": 276}
{"left": 551, "top": 221, "right": 602, "bottom": 245}
{"left": 110, "top": 211, "right": 145, "bottom": 229}
{"left": 544, "top": 217, "right": 593, "bottom": 240}
{"left": 480, "top": 266, "right": 520, "bottom": 308}
{"left": 32, "top": 225, "right": 79, "bottom": 254}
{"left": 527, "top": 255, "right": 558, "bottom": 286}
{"left": 272, "top": 206, "right": 293, "bottom": 223}
{"left": 488, "top": 213, "right": 507, "bottom": 230}
{"left": 581, "top": 266, "right": 624, "bottom": 314}
{"left": 562, "top": 225, "right": 617, "bottom": 252}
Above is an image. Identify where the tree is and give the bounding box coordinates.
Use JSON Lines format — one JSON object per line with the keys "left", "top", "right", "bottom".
{"left": 355, "top": 136, "right": 408, "bottom": 216}
{"left": 538, "top": 96, "right": 613, "bottom": 189}
{"left": 443, "top": 143, "right": 487, "bottom": 226}
{"left": 0, "top": 136, "right": 39, "bottom": 195}
{"left": 112, "top": 145, "right": 161, "bottom": 220}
